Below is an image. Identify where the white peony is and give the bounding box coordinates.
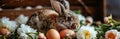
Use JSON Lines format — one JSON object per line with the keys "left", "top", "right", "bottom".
{"left": 0, "top": 17, "right": 18, "bottom": 32}
{"left": 17, "top": 24, "right": 37, "bottom": 39}
{"left": 15, "top": 14, "right": 28, "bottom": 24}
{"left": 76, "top": 26, "right": 97, "bottom": 39}
{"left": 116, "top": 32, "right": 120, "bottom": 39}
{"left": 105, "top": 29, "right": 119, "bottom": 39}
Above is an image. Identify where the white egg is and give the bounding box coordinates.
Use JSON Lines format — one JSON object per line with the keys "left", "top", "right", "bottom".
{"left": 14, "top": 7, "right": 22, "bottom": 10}
{"left": 35, "top": 5, "right": 43, "bottom": 9}
{"left": 0, "top": 8, "right": 3, "bottom": 11}
{"left": 25, "top": 6, "right": 32, "bottom": 10}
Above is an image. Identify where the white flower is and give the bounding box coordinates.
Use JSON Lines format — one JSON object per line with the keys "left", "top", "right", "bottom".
{"left": 15, "top": 14, "right": 28, "bottom": 24}
{"left": 76, "top": 14, "right": 86, "bottom": 23}
{"left": 104, "top": 17, "right": 109, "bottom": 24}
{"left": 76, "top": 26, "right": 97, "bottom": 39}
{"left": 19, "top": 33, "right": 29, "bottom": 39}
{"left": 17, "top": 24, "right": 37, "bottom": 39}
{"left": 105, "top": 29, "right": 119, "bottom": 39}
{"left": 17, "top": 24, "right": 37, "bottom": 34}
{"left": 116, "top": 32, "right": 120, "bottom": 39}
{"left": 0, "top": 17, "right": 18, "bottom": 32}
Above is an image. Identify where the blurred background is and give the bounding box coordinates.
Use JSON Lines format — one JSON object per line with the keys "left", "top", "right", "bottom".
{"left": 0, "top": 0, "right": 119, "bottom": 21}
{"left": 107, "top": 0, "right": 120, "bottom": 21}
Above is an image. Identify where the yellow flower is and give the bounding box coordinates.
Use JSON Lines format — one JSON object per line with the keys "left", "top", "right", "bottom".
{"left": 84, "top": 30, "right": 91, "bottom": 39}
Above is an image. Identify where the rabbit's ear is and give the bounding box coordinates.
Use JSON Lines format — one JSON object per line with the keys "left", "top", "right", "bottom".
{"left": 50, "top": 0, "right": 62, "bottom": 14}
{"left": 50, "top": 0, "right": 65, "bottom": 15}
{"left": 60, "top": 0, "right": 70, "bottom": 10}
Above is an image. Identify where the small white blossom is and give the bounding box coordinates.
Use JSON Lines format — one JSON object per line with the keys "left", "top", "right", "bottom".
{"left": 17, "top": 24, "right": 37, "bottom": 39}
{"left": 0, "top": 17, "right": 18, "bottom": 32}
{"left": 15, "top": 14, "right": 28, "bottom": 24}
{"left": 19, "top": 33, "right": 29, "bottom": 39}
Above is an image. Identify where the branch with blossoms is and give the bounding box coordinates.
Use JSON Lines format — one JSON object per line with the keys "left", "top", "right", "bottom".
{"left": 75, "top": 11, "right": 120, "bottom": 39}
{"left": 95, "top": 15, "right": 120, "bottom": 39}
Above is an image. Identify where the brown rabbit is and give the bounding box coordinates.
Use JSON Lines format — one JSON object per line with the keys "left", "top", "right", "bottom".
{"left": 27, "top": 0, "right": 80, "bottom": 33}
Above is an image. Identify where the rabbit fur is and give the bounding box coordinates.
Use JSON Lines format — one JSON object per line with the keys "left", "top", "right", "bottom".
{"left": 27, "top": 0, "right": 80, "bottom": 33}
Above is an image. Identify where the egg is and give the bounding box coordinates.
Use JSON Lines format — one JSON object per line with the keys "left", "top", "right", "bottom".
{"left": 25, "top": 6, "right": 32, "bottom": 10}
{"left": 0, "top": 8, "right": 3, "bottom": 11}
{"left": 46, "top": 29, "right": 60, "bottom": 39}
{"left": 14, "top": 7, "right": 22, "bottom": 10}
{"left": 60, "top": 29, "right": 75, "bottom": 39}
{"left": 35, "top": 5, "right": 43, "bottom": 9}
{"left": 0, "top": 27, "right": 11, "bottom": 35}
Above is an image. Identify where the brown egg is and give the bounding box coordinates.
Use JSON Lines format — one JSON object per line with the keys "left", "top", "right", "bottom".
{"left": 0, "top": 27, "right": 11, "bottom": 35}
{"left": 60, "top": 29, "right": 75, "bottom": 39}
{"left": 46, "top": 29, "right": 60, "bottom": 39}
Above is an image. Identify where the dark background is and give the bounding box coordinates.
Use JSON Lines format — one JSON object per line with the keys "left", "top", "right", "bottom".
{"left": 0, "top": 0, "right": 105, "bottom": 21}
{"left": 107, "top": 0, "right": 120, "bottom": 21}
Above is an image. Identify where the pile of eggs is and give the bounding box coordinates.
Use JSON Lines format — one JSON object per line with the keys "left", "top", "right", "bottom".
{"left": 46, "top": 29, "right": 75, "bottom": 39}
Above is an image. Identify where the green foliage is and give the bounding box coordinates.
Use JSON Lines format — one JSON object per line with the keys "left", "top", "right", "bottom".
{"left": 95, "top": 15, "right": 120, "bottom": 39}
{"left": 73, "top": 10, "right": 81, "bottom": 14}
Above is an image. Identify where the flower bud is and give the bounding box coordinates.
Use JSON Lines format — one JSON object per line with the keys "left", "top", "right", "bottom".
{"left": 104, "top": 17, "right": 109, "bottom": 24}
{"left": 38, "top": 33, "right": 46, "bottom": 39}
{"left": 86, "top": 16, "right": 93, "bottom": 25}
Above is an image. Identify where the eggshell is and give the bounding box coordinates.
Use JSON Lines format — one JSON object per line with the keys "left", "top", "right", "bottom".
{"left": 0, "top": 28, "right": 11, "bottom": 35}
{"left": 46, "top": 29, "right": 60, "bottom": 39}
{"left": 60, "top": 29, "right": 75, "bottom": 39}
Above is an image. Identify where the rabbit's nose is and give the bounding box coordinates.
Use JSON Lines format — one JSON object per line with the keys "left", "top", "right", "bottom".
{"left": 66, "top": 17, "right": 73, "bottom": 21}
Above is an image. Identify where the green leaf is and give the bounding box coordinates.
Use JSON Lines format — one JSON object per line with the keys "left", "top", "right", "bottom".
{"left": 73, "top": 10, "right": 81, "bottom": 14}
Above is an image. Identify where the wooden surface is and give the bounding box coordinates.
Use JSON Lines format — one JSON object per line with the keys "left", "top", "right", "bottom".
{"left": 106, "top": 0, "right": 120, "bottom": 21}
{"left": 0, "top": 6, "right": 82, "bottom": 20}
{"left": 0, "top": 0, "right": 105, "bottom": 21}
{"left": 0, "top": 0, "right": 98, "bottom": 8}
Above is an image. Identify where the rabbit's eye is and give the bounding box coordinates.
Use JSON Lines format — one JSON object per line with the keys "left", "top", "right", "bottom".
{"left": 67, "top": 17, "right": 72, "bottom": 21}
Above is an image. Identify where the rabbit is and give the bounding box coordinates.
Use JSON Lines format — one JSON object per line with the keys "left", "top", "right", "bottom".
{"left": 27, "top": 0, "right": 80, "bottom": 33}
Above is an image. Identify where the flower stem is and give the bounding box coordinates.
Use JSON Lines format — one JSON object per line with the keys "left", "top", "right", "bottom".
{"left": 3, "top": 36, "right": 6, "bottom": 39}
